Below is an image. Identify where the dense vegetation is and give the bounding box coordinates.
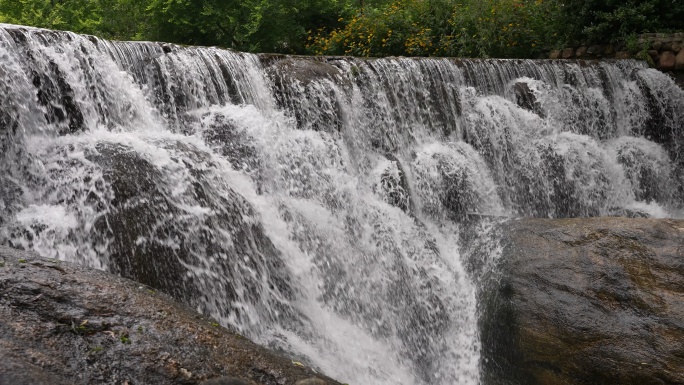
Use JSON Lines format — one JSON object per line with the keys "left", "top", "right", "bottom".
{"left": 308, "top": 0, "right": 560, "bottom": 57}
{"left": 0, "top": 0, "right": 682, "bottom": 57}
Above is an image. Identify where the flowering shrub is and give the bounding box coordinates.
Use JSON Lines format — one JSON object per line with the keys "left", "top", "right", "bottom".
{"left": 308, "top": 0, "right": 562, "bottom": 58}
{"left": 308, "top": 1, "right": 426, "bottom": 56}
{"left": 4, "top": 0, "right": 679, "bottom": 57}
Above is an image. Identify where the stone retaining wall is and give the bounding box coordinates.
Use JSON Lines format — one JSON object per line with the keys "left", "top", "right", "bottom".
{"left": 548, "top": 33, "right": 684, "bottom": 73}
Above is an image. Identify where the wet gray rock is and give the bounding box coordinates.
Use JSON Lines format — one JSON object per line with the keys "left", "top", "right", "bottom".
{"left": 673, "top": 71, "right": 684, "bottom": 89}
{"left": 86, "top": 142, "right": 296, "bottom": 325}
{"left": 201, "top": 377, "right": 255, "bottom": 385}
{"left": 481, "top": 218, "right": 684, "bottom": 385}
{"left": 263, "top": 57, "right": 346, "bottom": 87}
{"left": 200, "top": 111, "right": 263, "bottom": 182}
{"left": 0, "top": 178, "right": 22, "bottom": 227}
{"left": 0, "top": 246, "right": 340, "bottom": 385}
{"left": 376, "top": 153, "right": 412, "bottom": 214}
{"left": 263, "top": 57, "right": 350, "bottom": 133}
{"left": 295, "top": 378, "right": 328, "bottom": 385}
{"left": 513, "top": 81, "right": 545, "bottom": 118}
{"left": 4, "top": 28, "right": 85, "bottom": 135}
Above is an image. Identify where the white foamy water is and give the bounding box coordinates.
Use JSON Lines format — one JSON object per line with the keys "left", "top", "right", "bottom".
{"left": 0, "top": 23, "right": 683, "bottom": 385}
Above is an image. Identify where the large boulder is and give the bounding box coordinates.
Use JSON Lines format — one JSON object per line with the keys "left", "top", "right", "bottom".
{"left": 86, "top": 142, "right": 297, "bottom": 328}
{"left": 0, "top": 246, "right": 340, "bottom": 385}
{"left": 481, "top": 218, "right": 684, "bottom": 385}
{"left": 659, "top": 51, "right": 676, "bottom": 71}
{"left": 263, "top": 57, "right": 350, "bottom": 133}
{"left": 675, "top": 50, "right": 684, "bottom": 71}
{"left": 512, "top": 80, "right": 545, "bottom": 118}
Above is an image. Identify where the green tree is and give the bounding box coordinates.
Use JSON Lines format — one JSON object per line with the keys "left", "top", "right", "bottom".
{"left": 308, "top": 0, "right": 561, "bottom": 58}
{"left": 5, "top": 0, "right": 679, "bottom": 58}
{"left": 145, "top": 0, "right": 351, "bottom": 53}
{"left": 557, "top": 0, "right": 684, "bottom": 44}
{"left": 0, "top": 0, "right": 149, "bottom": 40}
{"left": 0, "top": 0, "right": 102, "bottom": 33}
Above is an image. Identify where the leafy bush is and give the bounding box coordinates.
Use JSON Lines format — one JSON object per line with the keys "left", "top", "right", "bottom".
{"left": 308, "top": 0, "right": 562, "bottom": 58}
{"left": 0, "top": 0, "right": 352, "bottom": 54}
{"left": 0, "top": 0, "right": 149, "bottom": 40}
{"left": 0, "top": 0, "right": 681, "bottom": 57}
{"left": 123, "top": 0, "right": 353, "bottom": 53}
{"left": 557, "top": 0, "right": 684, "bottom": 44}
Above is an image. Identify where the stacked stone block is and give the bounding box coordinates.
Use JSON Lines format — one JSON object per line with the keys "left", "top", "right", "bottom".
{"left": 548, "top": 33, "right": 684, "bottom": 72}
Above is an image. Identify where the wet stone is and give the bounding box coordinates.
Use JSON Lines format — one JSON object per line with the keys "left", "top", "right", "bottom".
{"left": 201, "top": 377, "right": 254, "bottom": 385}
{"left": 480, "top": 218, "right": 684, "bottom": 385}
{"left": 0, "top": 246, "right": 343, "bottom": 385}
{"left": 675, "top": 50, "right": 684, "bottom": 71}
{"left": 295, "top": 378, "right": 327, "bottom": 385}
{"left": 659, "top": 51, "right": 676, "bottom": 71}
{"left": 85, "top": 141, "right": 297, "bottom": 330}
{"left": 561, "top": 48, "right": 574, "bottom": 59}
{"left": 575, "top": 46, "right": 588, "bottom": 57}
{"left": 586, "top": 45, "right": 602, "bottom": 56}
{"left": 513, "top": 81, "right": 545, "bottom": 117}
{"left": 648, "top": 50, "right": 660, "bottom": 62}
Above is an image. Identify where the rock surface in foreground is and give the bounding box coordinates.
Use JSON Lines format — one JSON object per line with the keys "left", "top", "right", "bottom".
{"left": 481, "top": 218, "right": 684, "bottom": 385}
{"left": 0, "top": 246, "right": 339, "bottom": 385}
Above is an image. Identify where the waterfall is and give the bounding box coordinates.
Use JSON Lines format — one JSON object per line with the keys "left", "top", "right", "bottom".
{"left": 0, "top": 23, "right": 682, "bottom": 385}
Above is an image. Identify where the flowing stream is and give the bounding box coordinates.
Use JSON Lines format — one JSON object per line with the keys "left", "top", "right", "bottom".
{"left": 0, "top": 24, "right": 682, "bottom": 385}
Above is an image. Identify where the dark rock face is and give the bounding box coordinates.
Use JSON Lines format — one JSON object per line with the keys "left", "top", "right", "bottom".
{"left": 376, "top": 154, "right": 412, "bottom": 214}
{"left": 4, "top": 28, "right": 87, "bottom": 135}
{"left": 264, "top": 57, "right": 350, "bottom": 133}
{"left": 548, "top": 33, "right": 684, "bottom": 74}
{"left": 0, "top": 246, "right": 338, "bottom": 385}
{"left": 513, "top": 81, "right": 545, "bottom": 118}
{"left": 481, "top": 218, "right": 684, "bottom": 385}
{"left": 200, "top": 111, "right": 263, "bottom": 188}
{"left": 0, "top": 178, "right": 22, "bottom": 227}
{"left": 611, "top": 140, "right": 674, "bottom": 205}
{"left": 265, "top": 57, "right": 346, "bottom": 87}
{"left": 675, "top": 50, "right": 684, "bottom": 71}
{"left": 86, "top": 142, "right": 296, "bottom": 326}
{"left": 660, "top": 51, "right": 676, "bottom": 71}
{"left": 632, "top": 70, "right": 684, "bottom": 200}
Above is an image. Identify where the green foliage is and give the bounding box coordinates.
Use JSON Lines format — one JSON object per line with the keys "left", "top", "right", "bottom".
{"left": 626, "top": 33, "right": 656, "bottom": 67}
{"left": 144, "top": 0, "right": 352, "bottom": 53}
{"left": 635, "top": 49, "right": 656, "bottom": 68}
{"left": 120, "top": 333, "right": 131, "bottom": 344}
{"left": 70, "top": 319, "right": 89, "bottom": 335}
{"left": 0, "top": 0, "right": 681, "bottom": 57}
{"left": 308, "top": 0, "right": 562, "bottom": 58}
{"left": 0, "top": 0, "right": 149, "bottom": 39}
{"left": 445, "top": 0, "right": 561, "bottom": 58}
{"left": 557, "top": 0, "right": 684, "bottom": 44}
{"left": 87, "top": 346, "right": 105, "bottom": 355}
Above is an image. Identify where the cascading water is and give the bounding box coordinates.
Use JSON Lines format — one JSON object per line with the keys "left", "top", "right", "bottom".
{"left": 0, "top": 24, "right": 682, "bottom": 385}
